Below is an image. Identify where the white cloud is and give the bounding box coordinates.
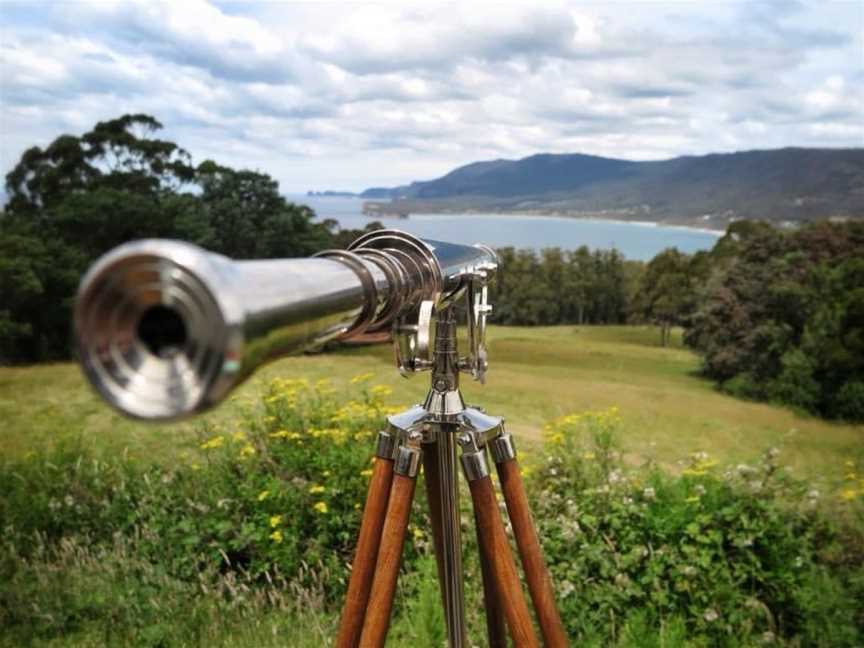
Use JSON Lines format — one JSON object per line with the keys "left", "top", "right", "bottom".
{"left": 0, "top": 0, "right": 862, "bottom": 192}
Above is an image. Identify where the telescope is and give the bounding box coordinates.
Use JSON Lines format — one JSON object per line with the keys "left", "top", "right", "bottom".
{"left": 74, "top": 229, "right": 567, "bottom": 648}
{"left": 74, "top": 229, "right": 496, "bottom": 421}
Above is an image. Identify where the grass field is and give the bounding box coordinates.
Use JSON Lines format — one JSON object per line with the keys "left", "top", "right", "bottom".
{"left": 1, "top": 325, "right": 860, "bottom": 484}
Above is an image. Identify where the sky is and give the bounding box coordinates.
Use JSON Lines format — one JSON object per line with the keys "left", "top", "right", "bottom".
{"left": 1, "top": 0, "right": 862, "bottom": 193}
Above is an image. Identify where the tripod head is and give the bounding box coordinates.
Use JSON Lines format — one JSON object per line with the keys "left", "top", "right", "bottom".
{"left": 74, "top": 229, "right": 497, "bottom": 421}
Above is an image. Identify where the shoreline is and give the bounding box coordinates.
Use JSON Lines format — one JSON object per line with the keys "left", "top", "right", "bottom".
{"left": 375, "top": 210, "right": 726, "bottom": 236}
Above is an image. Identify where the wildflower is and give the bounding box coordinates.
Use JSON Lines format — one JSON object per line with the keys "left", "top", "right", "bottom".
{"left": 309, "top": 484, "right": 326, "bottom": 494}
{"left": 323, "top": 470, "right": 331, "bottom": 477}
{"left": 258, "top": 490, "right": 270, "bottom": 502}
{"left": 370, "top": 385, "right": 393, "bottom": 398}
{"left": 191, "top": 463, "right": 201, "bottom": 471}
{"left": 232, "top": 431, "right": 247, "bottom": 442}
{"left": 412, "top": 527, "right": 424, "bottom": 540}
{"left": 239, "top": 443, "right": 256, "bottom": 458}
{"left": 807, "top": 489, "right": 820, "bottom": 500}
{"left": 350, "top": 372, "right": 375, "bottom": 384}
{"left": 703, "top": 608, "right": 719, "bottom": 623}
{"left": 582, "top": 452, "right": 595, "bottom": 460}
{"left": 270, "top": 530, "right": 283, "bottom": 544}
{"left": 269, "top": 429, "right": 290, "bottom": 439}
{"left": 761, "top": 631, "right": 776, "bottom": 644}
{"left": 200, "top": 435, "right": 225, "bottom": 450}
{"left": 269, "top": 514, "right": 283, "bottom": 528}
{"left": 314, "top": 501, "right": 328, "bottom": 514}
{"left": 354, "top": 502, "right": 361, "bottom": 510}
{"left": 360, "top": 468, "right": 373, "bottom": 478}
{"left": 694, "top": 484, "right": 706, "bottom": 496}
{"left": 642, "top": 487, "right": 656, "bottom": 501}
{"left": 840, "top": 488, "right": 859, "bottom": 501}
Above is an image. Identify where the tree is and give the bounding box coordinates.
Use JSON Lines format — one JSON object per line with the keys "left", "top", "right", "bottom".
{"left": 5, "top": 114, "right": 194, "bottom": 215}
{"left": 637, "top": 248, "right": 692, "bottom": 346}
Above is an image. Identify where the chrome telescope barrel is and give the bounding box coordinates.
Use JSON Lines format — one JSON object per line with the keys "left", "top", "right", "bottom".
{"left": 74, "top": 230, "right": 497, "bottom": 421}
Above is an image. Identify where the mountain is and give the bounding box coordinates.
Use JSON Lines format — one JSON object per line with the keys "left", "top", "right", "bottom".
{"left": 362, "top": 148, "right": 864, "bottom": 227}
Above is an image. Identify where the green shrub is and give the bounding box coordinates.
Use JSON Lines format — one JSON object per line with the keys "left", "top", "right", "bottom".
{"left": 532, "top": 408, "right": 864, "bottom": 647}
{"left": 1, "top": 384, "right": 862, "bottom": 646}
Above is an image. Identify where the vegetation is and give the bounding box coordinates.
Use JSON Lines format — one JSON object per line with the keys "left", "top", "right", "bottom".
{"left": 0, "top": 114, "right": 382, "bottom": 363}
{"left": 1, "top": 360, "right": 862, "bottom": 647}
{"left": 682, "top": 220, "right": 864, "bottom": 421}
{"left": 492, "top": 247, "right": 641, "bottom": 326}
{"left": 3, "top": 326, "right": 861, "bottom": 478}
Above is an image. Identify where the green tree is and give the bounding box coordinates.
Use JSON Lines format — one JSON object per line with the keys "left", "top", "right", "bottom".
{"left": 637, "top": 248, "right": 692, "bottom": 346}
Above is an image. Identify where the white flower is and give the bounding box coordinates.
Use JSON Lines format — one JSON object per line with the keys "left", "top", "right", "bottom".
{"left": 642, "top": 487, "right": 656, "bottom": 500}
{"left": 694, "top": 484, "right": 706, "bottom": 496}
{"left": 807, "top": 489, "right": 820, "bottom": 500}
{"left": 761, "top": 631, "right": 776, "bottom": 644}
{"left": 703, "top": 608, "right": 719, "bottom": 622}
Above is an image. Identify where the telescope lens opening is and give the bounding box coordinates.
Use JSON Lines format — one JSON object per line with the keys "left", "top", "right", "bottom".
{"left": 137, "top": 305, "right": 188, "bottom": 358}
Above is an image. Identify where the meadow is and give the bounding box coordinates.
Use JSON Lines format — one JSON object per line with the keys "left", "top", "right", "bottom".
{"left": 1, "top": 326, "right": 862, "bottom": 647}
{"left": 2, "top": 325, "right": 860, "bottom": 480}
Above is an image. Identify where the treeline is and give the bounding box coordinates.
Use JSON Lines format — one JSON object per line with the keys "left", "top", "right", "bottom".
{"left": 491, "top": 247, "right": 642, "bottom": 326}
{"left": 681, "top": 220, "right": 864, "bottom": 422}
{"left": 475, "top": 221, "right": 864, "bottom": 422}
{"left": 0, "top": 114, "right": 381, "bottom": 362}
{"left": 2, "top": 115, "right": 862, "bottom": 421}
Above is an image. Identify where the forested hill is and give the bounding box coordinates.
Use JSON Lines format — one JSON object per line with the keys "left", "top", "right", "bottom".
{"left": 362, "top": 148, "right": 864, "bottom": 226}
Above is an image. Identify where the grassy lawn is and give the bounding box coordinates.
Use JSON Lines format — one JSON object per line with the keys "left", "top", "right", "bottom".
{"left": 1, "top": 325, "right": 860, "bottom": 485}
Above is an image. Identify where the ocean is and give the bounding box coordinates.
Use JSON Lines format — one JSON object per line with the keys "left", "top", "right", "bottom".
{"left": 291, "top": 194, "right": 722, "bottom": 261}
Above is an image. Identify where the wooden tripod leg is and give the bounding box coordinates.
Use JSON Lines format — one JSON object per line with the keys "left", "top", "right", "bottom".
{"left": 493, "top": 437, "right": 569, "bottom": 648}
{"left": 334, "top": 445, "right": 395, "bottom": 648}
{"left": 475, "top": 508, "right": 508, "bottom": 648}
{"left": 358, "top": 445, "right": 420, "bottom": 648}
{"left": 468, "top": 474, "right": 540, "bottom": 648}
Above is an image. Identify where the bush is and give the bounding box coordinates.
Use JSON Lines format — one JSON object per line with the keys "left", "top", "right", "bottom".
{"left": 532, "top": 408, "right": 864, "bottom": 647}
{"left": 1, "top": 387, "right": 862, "bottom": 646}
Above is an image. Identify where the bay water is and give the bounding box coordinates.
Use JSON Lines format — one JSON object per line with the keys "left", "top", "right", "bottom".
{"left": 292, "top": 194, "right": 722, "bottom": 261}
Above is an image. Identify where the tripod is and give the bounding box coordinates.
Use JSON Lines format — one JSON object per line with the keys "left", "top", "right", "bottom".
{"left": 334, "top": 308, "right": 568, "bottom": 647}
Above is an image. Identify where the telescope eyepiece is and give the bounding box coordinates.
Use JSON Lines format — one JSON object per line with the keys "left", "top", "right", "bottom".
{"left": 136, "top": 305, "right": 189, "bottom": 359}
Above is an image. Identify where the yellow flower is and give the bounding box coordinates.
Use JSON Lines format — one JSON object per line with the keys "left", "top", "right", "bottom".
{"left": 314, "top": 501, "right": 328, "bottom": 514}
{"left": 269, "top": 530, "right": 283, "bottom": 544}
{"left": 232, "top": 431, "right": 247, "bottom": 442}
{"left": 370, "top": 385, "right": 393, "bottom": 398}
{"left": 583, "top": 452, "right": 595, "bottom": 460}
{"left": 309, "top": 484, "right": 326, "bottom": 494}
{"left": 360, "top": 468, "right": 373, "bottom": 478}
{"left": 269, "top": 514, "right": 283, "bottom": 527}
{"left": 845, "top": 473, "right": 858, "bottom": 481}
{"left": 257, "top": 490, "right": 270, "bottom": 501}
{"left": 350, "top": 372, "right": 375, "bottom": 384}
{"left": 323, "top": 470, "right": 331, "bottom": 477}
{"left": 412, "top": 527, "right": 424, "bottom": 540}
{"left": 191, "top": 462, "right": 201, "bottom": 471}
{"left": 200, "top": 435, "right": 225, "bottom": 450}
{"left": 354, "top": 502, "right": 361, "bottom": 510}
{"left": 840, "top": 489, "right": 859, "bottom": 501}
{"left": 270, "top": 429, "right": 290, "bottom": 439}
{"left": 240, "top": 443, "right": 256, "bottom": 458}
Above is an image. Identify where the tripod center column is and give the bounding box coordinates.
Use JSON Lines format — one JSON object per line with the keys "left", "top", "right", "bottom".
{"left": 423, "top": 306, "right": 468, "bottom": 647}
